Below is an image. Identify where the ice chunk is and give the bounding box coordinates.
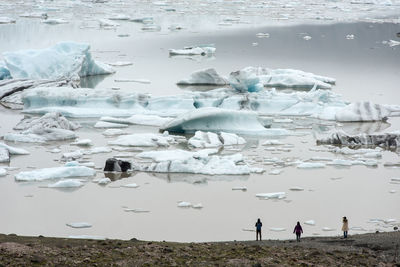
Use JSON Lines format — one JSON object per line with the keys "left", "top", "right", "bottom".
{"left": 256, "top": 33, "right": 270, "bottom": 38}
{"left": 114, "top": 79, "right": 151, "bottom": 84}
{"left": 255, "top": 192, "right": 286, "bottom": 199}
{"left": 0, "top": 148, "right": 10, "bottom": 163}
{"left": 161, "top": 108, "right": 287, "bottom": 135}
{"left": 304, "top": 220, "right": 316, "bottom": 226}
{"left": 4, "top": 128, "right": 76, "bottom": 143}
{"left": 269, "top": 228, "right": 286, "bottom": 232}
{"left": 102, "top": 129, "right": 128, "bottom": 136}
{"left": 14, "top": 113, "right": 80, "bottom": 131}
{"left": 303, "top": 35, "right": 312, "bottom": 40}
{"left": 109, "top": 133, "right": 180, "bottom": 147}
{"left": 66, "top": 222, "right": 92, "bottom": 228}
{"left": 0, "top": 168, "right": 7, "bottom": 177}
{"left": 100, "top": 114, "right": 172, "bottom": 127}
{"left": 383, "top": 40, "right": 400, "bottom": 47}
{"left": 177, "top": 68, "right": 227, "bottom": 86}
{"left": 192, "top": 203, "right": 203, "bottom": 209}
{"left": 61, "top": 150, "right": 83, "bottom": 161}
{"left": 346, "top": 34, "right": 355, "bottom": 40}
{"left": 15, "top": 165, "right": 95, "bottom": 181}
{"left": 42, "top": 18, "right": 68, "bottom": 25}
{"left": 99, "top": 19, "right": 120, "bottom": 27}
{"left": 262, "top": 140, "right": 284, "bottom": 146}
{"left": 229, "top": 68, "right": 263, "bottom": 93}
{"left": 232, "top": 186, "right": 247, "bottom": 191}
{"left": 107, "top": 61, "right": 133, "bottom": 66}
{"left": 289, "top": 186, "right": 304, "bottom": 191}
{"left": 83, "top": 147, "right": 112, "bottom": 155}
{"left": 322, "top": 227, "right": 335, "bottom": 231}
{"left": 188, "top": 131, "right": 245, "bottom": 148}
{"left": 135, "top": 149, "right": 260, "bottom": 175}
{"left": 0, "top": 17, "right": 16, "bottom": 24}
{"left": 0, "top": 143, "right": 30, "bottom": 155}
{"left": 108, "top": 14, "right": 130, "bottom": 20}
{"left": 317, "top": 131, "right": 400, "bottom": 148}
{"left": 71, "top": 139, "right": 92, "bottom": 146}
{"left": 121, "top": 183, "right": 139, "bottom": 188}
{"left": 48, "top": 179, "right": 84, "bottom": 188}
{"left": 97, "top": 178, "right": 111, "bottom": 185}
{"left": 169, "top": 46, "right": 215, "bottom": 56}
{"left": 297, "top": 162, "right": 326, "bottom": 169}
{"left": 3, "top": 42, "right": 115, "bottom": 80}
{"left": 177, "top": 201, "right": 192, "bottom": 207}
{"left": 94, "top": 121, "right": 129, "bottom": 128}
{"left": 69, "top": 235, "right": 105, "bottom": 240}
{"left": 269, "top": 169, "right": 283, "bottom": 175}
{"left": 334, "top": 102, "right": 393, "bottom": 122}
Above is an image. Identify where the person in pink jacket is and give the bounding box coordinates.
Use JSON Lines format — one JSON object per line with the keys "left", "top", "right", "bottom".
{"left": 293, "top": 221, "right": 303, "bottom": 242}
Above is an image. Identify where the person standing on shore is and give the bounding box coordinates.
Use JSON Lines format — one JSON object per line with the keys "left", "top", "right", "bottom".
{"left": 293, "top": 221, "right": 303, "bottom": 242}
{"left": 255, "top": 218, "right": 262, "bottom": 241}
{"left": 342, "top": 217, "right": 349, "bottom": 238}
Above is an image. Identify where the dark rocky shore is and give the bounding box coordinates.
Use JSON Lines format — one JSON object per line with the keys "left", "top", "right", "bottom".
{"left": 0, "top": 231, "right": 399, "bottom": 266}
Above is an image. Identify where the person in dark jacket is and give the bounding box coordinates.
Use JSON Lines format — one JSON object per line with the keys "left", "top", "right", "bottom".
{"left": 293, "top": 221, "right": 303, "bottom": 242}
{"left": 255, "top": 218, "right": 262, "bottom": 241}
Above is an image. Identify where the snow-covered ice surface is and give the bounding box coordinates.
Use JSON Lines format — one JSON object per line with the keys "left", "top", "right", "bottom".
{"left": 15, "top": 165, "right": 96, "bottom": 181}
{"left": 0, "top": 0, "right": 399, "bottom": 243}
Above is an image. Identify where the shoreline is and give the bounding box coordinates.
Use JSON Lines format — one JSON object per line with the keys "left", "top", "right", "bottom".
{"left": 0, "top": 231, "right": 399, "bottom": 266}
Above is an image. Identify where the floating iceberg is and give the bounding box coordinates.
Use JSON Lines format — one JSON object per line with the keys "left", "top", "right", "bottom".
{"left": 0, "top": 148, "right": 9, "bottom": 163}
{"left": 94, "top": 121, "right": 128, "bottom": 128}
{"left": 15, "top": 165, "right": 96, "bottom": 181}
{"left": 188, "top": 131, "right": 246, "bottom": 148}
{"left": 3, "top": 42, "right": 115, "bottom": 80}
{"left": 0, "top": 143, "right": 30, "bottom": 155}
{"left": 121, "top": 183, "right": 139, "bottom": 188}
{"left": 229, "top": 68, "right": 263, "bottom": 93}
{"left": 71, "top": 139, "right": 92, "bottom": 146}
{"left": 304, "top": 220, "right": 316, "bottom": 226}
{"left": 0, "top": 168, "right": 6, "bottom": 177}
{"left": 177, "top": 68, "right": 227, "bottom": 86}
{"left": 169, "top": 46, "right": 216, "bottom": 56}
{"left": 135, "top": 149, "right": 262, "bottom": 175}
{"left": 255, "top": 192, "right": 286, "bottom": 199}
{"left": 48, "top": 179, "right": 84, "bottom": 188}
{"left": 99, "top": 19, "right": 120, "bottom": 27}
{"left": 100, "top": 114, "right": 172, "bottom": 127}
{"left": 0, "top": 61, "right": 11, "bottom": 80}
{"left": 102, "top": 129, "right": 128, "bottom": 136}
{"left": 108, "top": 132, "right": 182, "bottom": 147}
{"left": 297, "top": 162, "right": 326, "bottom": 169}
{"left": 14, "top": 112, "right": 80, "bottom": 131}
{"left": 317, "top": 131, "right": 400, "bottom": 148}
{"left": 333, "top": 102, "right": 395, "bottom": 122}
{"left": 66, "top": 222, "right": 92, "bottom": 228}
{"left": 160, "top": 108, "right": 287, "bottom": 135}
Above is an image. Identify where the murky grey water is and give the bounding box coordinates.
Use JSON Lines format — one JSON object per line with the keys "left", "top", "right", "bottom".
{"left": 0, "top": 20, "right": 399, "bottom": 242}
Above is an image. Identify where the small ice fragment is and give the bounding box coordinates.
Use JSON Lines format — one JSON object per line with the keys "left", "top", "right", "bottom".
{"left": 71, "top": 139, "right": 92, "bottom": 147}
{"left": 121, "top": 183, "right": 139, "bottom": 188}
{"left": 269, "top": 228, "right": 286, "bottom": 232}
{"left": 303, "top": 35, "right": 312, "bottom": 40}
{"left": 256, "top": 192, "right": 286, "bottom": 199}
{"left": 102, "top": 129, "right": 128, "bottom": 136}
{"left": 98, "top": 178, "right": 111, "bottom": 185}
{"left": 304, "top": 220, "right": 315, "bottom": 226}
{"left": 252, "top": 42, "right": 258, "bottom": 46}
{"left": 391, "top": 178, "right": 400, "bottom": 182}
{"left": 177, "top": 201, "right": 192, "bottom": 208}
{"left": 48, "top": 179, "right": 83, "bottom": 188}
{"left": 94, "top": 121, "right": 128, "bottom": 128}
{"left": 384, "top": 219, "right": 396, "bottom": 224}
{"left": 49, "top": 148, "right": 61, "bottom": 153}
{"left": 99, "top": 19, "right": 120, "bottom": 27}
{"left": 269, "top": 169, "right": 283, "bottom": 175}
{"left": 114, "top": 79, "right": 151, "bottom": 84}
{"left": 124, "top": 208, "right": 150, "bottom": 213}
{"left": 346, "top": 34, "right": 354, "bottom": 40}
{"left": 289, "top": 187, "right": 304, "bottom": 191}
{"left": 232, "top": 186, "right": 247, "bottom": 191}
{"left": 389, "top": 190, "right": 396, "bottom": 193}
{"left": 0, "top": 168, "right": 6, "bottom": 177}
{"left": 322, "top": 227, "right": 335, "bottom": 231}
{"left": 256, "top": 33, "right": 269, "bottom": 38}
{"left": 262, "top": 140, "right": 284, "bottom": 146}
{"left": 107, "top": 61, "right": 133, "bottom": 66}
{"left": 297, "top": 162, "right": 325, "bottom": 169}
{"left": 0, "top": 17, "right": 16, "bottom": 24}
{"left": 192, "top": 203, "right": 203, "bottom": 209}
{"left": 42, "top": 18, "right": 68, "bottom": 25}
{"left": 66, "top": 222, "right": 92, "bottom": 228}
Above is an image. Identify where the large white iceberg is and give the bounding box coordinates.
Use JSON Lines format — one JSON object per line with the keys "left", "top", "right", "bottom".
{"left": 15, "top": 165, "right": 96, "bottom": 181}
{"left": 134, "top": 149, "right": 262, "bottom": 175}
{"left": 333, "top": 102, "right": 395, "bottom": 122}
{"left": 177, "top": 68, "right": 227, "bottom": 86}
{"left": 160, "top": 107, "right": 289, "bottom": 135}
{"left": 188, "top": 131, "right": 246, "bottom": 148}
{"left": 3, "top": 42, "right": 115, "bottom": 80}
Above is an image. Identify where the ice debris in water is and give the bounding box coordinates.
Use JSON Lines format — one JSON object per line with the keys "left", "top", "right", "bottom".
{"left": 177, "top": 201, "right": 192, "bottom": 208}
{"left": 0, "top": 143, "right": 30, "bottom": 155}
{"left": 232, "top": 186, "right": 247, "bottom": 191}
{"left": 71, "top": 139, "right": 92, "bottom": 147}
{"left": 322, "top": 227, "right": 335, "bottom": 231}
{"left": 177, "top": 68, "right": 227, "bottom": 86}
{"left": 94, "top": 121, "right": 129, "bottom": 128}
{"left": 99, "top": 19, "right": 120, "bottom": 27}
{"left": 161, "top": 108, "right": 289, "bottom": 136}
{"left": 0, "top": 17, "right": 16, "bottom": 24}
{"left": 346, "top": 34, "right": 355, "bottom": 40}
{"left": 0, "top": 168, "right": 7, "bottom": 177}
{"left": 289, "top": 187, "right": 304, "bottom": 191}
{"left": 304, "top": 220, "right": 316, "bottom": 226}
{"left": 330, "top": 102, "right": 396, "bottom": 122}
{"left": 108, "top": 132, "right": 182, "bottom": 147}
{"left": 318, "top": 131, "right": 400, "bottom": 148}
{"left": 66, "top": 222, "right": 92, "bottom": 228}
{"left": 383, "top": 40, "right": 400, "bottom": 47}
{"left": 169, "top": 46, "right": 216, "bottom": 56}
{"left": 106, "top": 61, "right": 133, "bottom": 66}
{"left": 42, "top": 18, "right": 68, "bottom": 25}
{"left": 2, "top": 42, "right": 115, "bottom": 81}
{"left": 121, "top": 183, "right": 139, "bottom": 188}
{"left": 188, "top": 131, "right": 246, "bottom": 148}
{"left": 269, "top": 169, "right": 283, "bottom": 175}
{"left": 256, "top": 192, "right": 286, "bottom": 199}
{"left": 256, "top": 33, "right": 269, "bottom": 38}
{"left": 262, "top": 140, "right": 284, "bottom": 146}
{"left": 269, "top": 228, "right": 286, "bottom": 232}
{"left": 100, "top": 114, "right": 172, "bottom": 127}
{"left": 97, "top": 178, "right": 111, "bottom": 185}
{"left": 102, "top": 129, "right": 128, "bottom": 136}
{"left": 14, "top": 112, "right": 80, "bottom": 131}
{"left": 303, "top": 35, "right": 312, "bottom": 40}
{"left": 135, "top": 149, "right": 263, "bottom": 175}
{"left": 15, "top": 165, "right": 96, "bottom": 181}
{"left": 48, "top": 179, "right": 84, "bottom": 188}
{"left": 297, "top": 162, "right": 326, "bottom": 169}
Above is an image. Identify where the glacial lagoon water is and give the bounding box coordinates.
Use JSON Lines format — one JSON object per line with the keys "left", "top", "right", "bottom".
{"left": 0, "top": 13, "right": 400, "bottom": 241}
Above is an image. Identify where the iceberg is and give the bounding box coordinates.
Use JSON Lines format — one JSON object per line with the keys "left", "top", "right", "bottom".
{"left": 229, "top": 68, "right": 264, "bottom": 93}
{"left": 100, "top": 114, "right": 172, "bottom": 127}
{"left": 135, "top": 149, "right": 261, "bottom": 175}
{"left": 0, "top": 61, "right": 11, "bottom": 80}
{"left": 255, "top": 192, "right": 286, "bottom": 199}
{"left": 71, "top": 139, "right": 92, "bottom": 146}
{"left": 297, "top": 162, "right": 326, "bottom": 169}
{"left": 14, "top": 112, "right": 80, "bottom": 131}
{"left": 0, "top": 148, "right": 9, "bottom": 163}
{"left": 108, "top": 132, "right": 182, "bottom": 147}
{"left": 0, "top": 168, "right": 6, "bottom": 177}
{"left": 3, "top": 42, "right": 115, "bottom": 81}
{"left": 333, "top": 102, "right": 395, "bottom": 122}
{"left": 99, "top": 19, "right": 120, "bottom": 27}
{"left": 0, "top": 143, "right": 30, "bottom": 155}
{"left": 97, "top": 178, "right": 111, "bottom": 185}
{"left": 304, "top": 220, "right": 316, "bottom": 226}
{"left": 48, "top": 179, "right": 84, "bottom": 188}
{"left": 102, "top": 129, "right": 128, "bottom": 136}
{"left": 160, "top": 108, "right": 287, "bottom": 135}
{"left": 121, "top": 183, "right": 139, "bottom": 188}
{"left": 188, "top": 131, "right": 246, "bottom": 148}
{"left": 15, "top": 165, "right": 96, "bottom": 181}
{"left": 177, "top": 68, "right": 227, "bottom": 86}
{"left": 169, "top": 46, "right": 216, "bottom": 56}
{"left": 66, "top": 222, "right": 92, "bottom": 228}
{"left": 317, "top": 132, "right": 400, "bottom": 148}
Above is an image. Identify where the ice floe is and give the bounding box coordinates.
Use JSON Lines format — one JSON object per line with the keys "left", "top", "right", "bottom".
{"left": 97, "top": 178, "right": 111, "bottom": 185}
{"left": 66, "top": 222, "right": 92, "bottom": 228}
{"left": 94, "top": 121, "right": 129, "bottom": 128}
{"left": 100, "top": 114, "right": 172, "bottom": 127}
{"left": 0, "top": 168, "right": 7, "bottom": 177}
{"left": 108, "top": 132, "right": 182, "bottom": 147}
{"left": 3, "top": 42, "right": 115, "bottom": 80}
{"left": 48, "top": 179, "right": 84, "bottom": 188}
{"left": 232, "top": 186, "right": 247, "bottom": 191}
{"left": 255, "top": 192, "right": 286, "bottom": 199}
{"left": 269, "top": 169, "right": 283, "bottom": 175}
{"left": 188, "top": 131, "right": 246, "bottom": 148}
{"left": 317, "top": 131, "right": 400, "bottom": 148}
{"left": 99, "top": 18, "right": 120, "bottom": 27}
{"left": 71, "top": 139, "right": 92, "bottom": 147}
{"left": 0, "top": 17, "right": 16, "bottom": 24}
{"left": 135, "top": 149, "right": 262, "bottom": 175}
{"left": 0, "top": 143, "right": 30, "bottom": 155}
{"left": 262, "top": 140, "right": 285, "bottom": 146}
{"left": 121, "top": 183, "right": 139, "bottom": 188}
{"left": 102, "top": 129, "right": 128, "bottom": 136}
{"left": 269, "top": 228, "right": 286, "bottom": 232}
{"left": 383, "top": 40, "right": 400, "bottom": 47}
{"left": 106, "top": 61, "right": 133, "bottom": 66}
{"left": 169, "top": 46, "right": 216, "bottom": 56}
{"left": 332, "top": 102, "right": 396, "bottom": 122}
{"left": 42, "top": 18, "right": 68, "bottom": 25}
{"left": 304, "top": 220, "right": 316, "bottom": 226}
{"left": 177, "top": 201, "right": 192, "bottom": 208}
{"left": 289, "top": 186, "right": 304, "bottom": 191}
{"left": 177, "top": 68, "right": 227, "bottom": 86}
{"left": 0, "top": 148, "right": 9, "bottom": 163}
{"left": 297, "top": 162, "right": 326, "bottom": 169}
{"left": 14, "top": 112, "right": 80, "bottom": 131}
{"left": 15, "top": 165, "right": 96, "bottom": 181}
